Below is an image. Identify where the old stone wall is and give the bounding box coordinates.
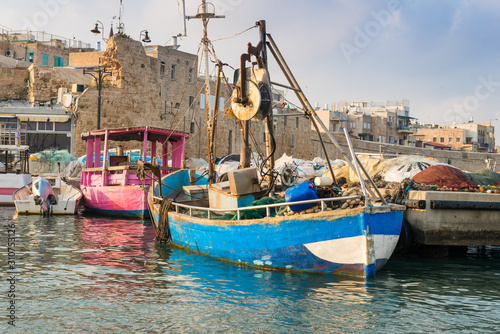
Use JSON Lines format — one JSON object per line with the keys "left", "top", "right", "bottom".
{"left": 73, "top": 37, "right": 163, "bottom": 155}
{"left": 69, "top": 51, "right": 105, "bottom": 67}
{"left": 0, "top": 67, "right": 28, "bottom": 100}
{"left": 28, "top": 65, "right": 90, "bottom": 103}
{"left": 309, "top": 132, "right": 500, "bottom": 172}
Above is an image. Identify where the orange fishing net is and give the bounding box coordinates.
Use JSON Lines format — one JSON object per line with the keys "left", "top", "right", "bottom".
{"left": 412, "top": 165, "right": 477, "bottom": 189}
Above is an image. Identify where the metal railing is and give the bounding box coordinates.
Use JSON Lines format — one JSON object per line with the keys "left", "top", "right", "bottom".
{"left": 152, "top": 195, "right": 362, "bottom": 220}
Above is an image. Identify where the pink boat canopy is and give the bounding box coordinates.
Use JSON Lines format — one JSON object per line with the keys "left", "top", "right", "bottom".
{"left": 81, "top": 126, "right": 188, "bottom": 175}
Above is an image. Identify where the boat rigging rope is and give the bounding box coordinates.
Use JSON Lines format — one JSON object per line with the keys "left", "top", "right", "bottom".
{"left": 156, "top": 198, "right": 173, "bottom": 243}
{"left": 211, "top": 25, "right": 258, "bottom": 43}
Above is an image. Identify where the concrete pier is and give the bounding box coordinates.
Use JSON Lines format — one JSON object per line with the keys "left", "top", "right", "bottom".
{"left": 405, "top": 191, "right": 500, "bottom": 246}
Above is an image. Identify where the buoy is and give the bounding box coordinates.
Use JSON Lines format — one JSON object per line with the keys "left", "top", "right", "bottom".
{"left": 314, "top": 177, "right": 333, "bottom": 187}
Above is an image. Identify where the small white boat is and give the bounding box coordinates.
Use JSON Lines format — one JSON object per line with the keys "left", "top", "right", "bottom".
{"left": 0, "top": 144, "right": 31, "bottom": 205}
{"left": 13, "top": 174, "right": 83, "bottom": 215}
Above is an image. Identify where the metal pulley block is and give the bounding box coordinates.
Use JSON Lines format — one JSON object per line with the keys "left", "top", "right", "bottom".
{"left": 231, "top": 67, "right": 272, "bottom": 121}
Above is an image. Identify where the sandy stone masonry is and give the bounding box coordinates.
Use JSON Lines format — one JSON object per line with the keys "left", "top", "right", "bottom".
{"left": 0, "top": 67, "right": 28, "bottom": 100}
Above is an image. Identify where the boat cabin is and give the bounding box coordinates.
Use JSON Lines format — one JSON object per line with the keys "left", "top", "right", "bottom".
{"left": 81, "top": 126, "right": 188, "bottom": 188}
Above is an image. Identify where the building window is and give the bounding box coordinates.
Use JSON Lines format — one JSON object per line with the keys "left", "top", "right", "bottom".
{"left": 189, "top": 96, "right": 194, "bottom": 108}
{"left": 159, "top": 85, "right": 162, "bottom": 97}
{"left": 188, "top": 69, "right": 193, "bottom": 83}
{"left": 171, "top": 65, "right": 176, "bottom": 80}
{"left": 38, "top": 122, "right": 54, "bottom": 131}
{"left": 433, "top": 137, "right": 437, "bottom": 142}
{"left": 389, "top": 136, "right": 395, "bottom": 144}
{"left": 27, "top": 52, "right": 34, "bottom": 63}
{"left": 456, "top": 137, "right": 460, "bottom": 143}
{"left": 284, "top": 116, "right": 287, "bottom": 127}
{"left": 291, "top": 134, "right": 295, "bottom": 148}
{"left": 448, "top": 137, "right": 452, "bottom": 142}
{"left": 42, "top": 53, "right": 49, "bottom": 66}
{"left": 350, "top": 122, "right": 356, "bottom": 128}
{"left": 55, "top": 120, "right": 71, "bottom": 131}
{"left": 175, "top": 103, "right": 180, "bottom": 109}
{"left": 190, "top": 122, "right": 195, "bottom": 134}
{"left": 228, "top": 130, "right": 232, "bottom": 153}
{"left": 160, "top": 63, "right": 165, "bottom": 76}
{"left": 440, "top": 137, "right": 444, "bottom": 143}
{"left": 296, "top": 117, "right": 299, "bottom": 128}
{"left": 54, "top": 56, "right": 64, "bottom": 67}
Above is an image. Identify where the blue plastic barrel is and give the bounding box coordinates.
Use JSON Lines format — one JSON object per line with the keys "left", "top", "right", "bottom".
{"left": 285, "top": 181, "right": 318, "bottom": 212}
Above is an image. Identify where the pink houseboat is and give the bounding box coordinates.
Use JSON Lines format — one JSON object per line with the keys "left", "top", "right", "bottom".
{"left": 80, "top": 127, "right": 187, "bottom": 218}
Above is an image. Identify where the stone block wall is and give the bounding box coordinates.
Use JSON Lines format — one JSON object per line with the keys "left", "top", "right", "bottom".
{"left": 310, "top": 132, "right": 500, "bottom": 172}
{"left": 69, "top": 51, "right": 105, "bottom": 67}
{"left": 0, "top": 67, "right": 28, "bottom": 100}
{"left": 28, "top": 65, "right": 91, "bottom": 103}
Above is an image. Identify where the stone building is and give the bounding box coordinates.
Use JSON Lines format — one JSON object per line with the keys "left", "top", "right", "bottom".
{"left": 410, "top": 127, "right": 467, "bottom": 151}
{"left": 313, "top": 100, "right": 412, "bottom": 145}
{"left": 341, "top": 100, "right": 414, "bottom": 145}
{"left": 410, "top": 121, "right": 496, "bottom": 152}
{"left": 67, "top": 35, "right": 313, "bottom": 161}
{"left": 1, "top": 29, "right": 93, "bottom": 68}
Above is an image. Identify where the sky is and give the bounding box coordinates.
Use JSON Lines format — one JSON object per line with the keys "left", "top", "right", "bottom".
{"left": 2, "top": 0, "right": 500, "bottom": 140}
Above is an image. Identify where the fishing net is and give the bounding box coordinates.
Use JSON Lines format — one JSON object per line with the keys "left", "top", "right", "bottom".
{"left": 29, "top": 150, "right": 76, "bottom": 175}
{"left": 465, "top": 169, "right": 500, "bottom": 186}
{"left": 412, "top": 165, "right": 478, "bottom": 189}
{"left": 322, "top": 155, "right": 443, "bottom": 184}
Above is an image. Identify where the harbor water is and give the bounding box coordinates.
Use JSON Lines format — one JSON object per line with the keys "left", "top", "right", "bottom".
{"left": 1, "top": 206, "right": 500, "bottom": 333}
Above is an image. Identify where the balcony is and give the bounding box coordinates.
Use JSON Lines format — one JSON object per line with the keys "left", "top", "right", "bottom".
{"left": 397, "top": 125, "right": 415, "bottom": 134}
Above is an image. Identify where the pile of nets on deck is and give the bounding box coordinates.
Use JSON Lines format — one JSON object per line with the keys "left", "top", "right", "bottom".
{"left": 30, "top": 150, "right": 76, "bottom": 175}
{"left": 275, "top": 153, "right": 344, "bottom": 186}
{"left": 322, "top": 155, "right": 444, "bottom": 184}
{"left": 464, "top": 169, "right": 500, "bottom": 186}
{"left": 412, "top": 165, "right": 478, "bottom": 189}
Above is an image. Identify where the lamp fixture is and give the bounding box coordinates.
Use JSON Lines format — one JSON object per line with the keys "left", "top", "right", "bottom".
{"left": 140, "top": 30, "right": 151, "bottom": 43}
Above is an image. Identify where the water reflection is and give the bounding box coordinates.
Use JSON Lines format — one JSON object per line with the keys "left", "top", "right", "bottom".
{"left": 1, "top": 205, "right": 500, "bottom": 333}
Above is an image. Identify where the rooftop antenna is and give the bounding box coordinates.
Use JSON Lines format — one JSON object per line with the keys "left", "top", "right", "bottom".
{"left": 117, "top": 0, "right": 125, "bottom": 34}
{"left": 186, "top": 0, "right": 225, "bottom": 183}
{"left": 180, "top": 0, "right": 187, "bottom": 37}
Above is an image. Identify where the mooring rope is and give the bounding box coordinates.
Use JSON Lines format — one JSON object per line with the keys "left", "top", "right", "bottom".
{"left": 155, "top": 198, "right": 173, "bottom": 243}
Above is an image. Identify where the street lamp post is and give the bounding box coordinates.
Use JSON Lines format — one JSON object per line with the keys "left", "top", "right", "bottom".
{"left": 83, "top": 66, "right": 112, "bottom": 130}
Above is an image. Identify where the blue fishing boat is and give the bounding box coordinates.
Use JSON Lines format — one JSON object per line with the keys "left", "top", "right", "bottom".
{"left": 148, "top": 169, "right": 404, "bottom": 278}
{"left": 148, "top": 16, "right": 405, "bottom": 278}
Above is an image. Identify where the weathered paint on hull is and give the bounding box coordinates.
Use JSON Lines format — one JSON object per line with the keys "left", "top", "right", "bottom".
{"left": 149, "top": 203, "right": 403, "bottom": 278}
{"left": 15, "top": 197, "right": 82, "bottom": 214}
{"left": 82, "top": 185, "right": 150, "bottom": 219}
{"left": 0, "top": 174, "right": 32, "bottom": 205}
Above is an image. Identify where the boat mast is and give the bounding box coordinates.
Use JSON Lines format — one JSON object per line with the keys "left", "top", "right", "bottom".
{"left": 257, "top": 20, "right": 275, "bottom": 193}
{"left": 187, "top": 1, "right": 224, "bottom": 184}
